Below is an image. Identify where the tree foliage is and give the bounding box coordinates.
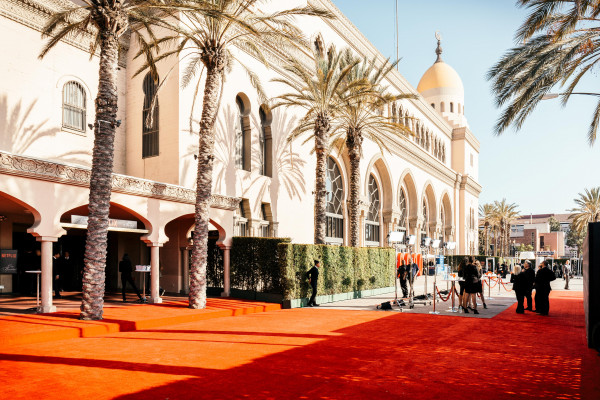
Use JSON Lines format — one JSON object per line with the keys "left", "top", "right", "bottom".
{"left": 488, "top": 0, "right": 600, "bottom": 145}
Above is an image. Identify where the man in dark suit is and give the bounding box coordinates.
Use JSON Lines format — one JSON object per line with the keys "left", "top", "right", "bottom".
{"left": 534, "top": 260, "right": 556, "bottom": 315}
{"left": 397, "top": 261, "right": 408, "bottom": 298}
{"left": 52, "top": 251, "right": 62, "bottom": 299}
{"left": 522, "top": 261, "right": 535, "bottom": 311}
{"left": 119, "top": 254, "right": 143, "bottom": 303}
{"left": 306, "top": 260, "right": 320, "bottom": 307}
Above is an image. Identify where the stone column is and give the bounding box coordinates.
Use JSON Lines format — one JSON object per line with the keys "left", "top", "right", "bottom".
{"left": 219, "top": 244, "right": 231, "bottom": 297}
{"left": 148, "top": 243, "right": 163, "bottom": 304}
{"left": 38, "top": 237, "right": 58, "bottom": 313}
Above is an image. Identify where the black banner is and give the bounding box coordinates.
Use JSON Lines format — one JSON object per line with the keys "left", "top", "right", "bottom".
{"left": 0, "top": 250, "right": 18, "bottom": 274}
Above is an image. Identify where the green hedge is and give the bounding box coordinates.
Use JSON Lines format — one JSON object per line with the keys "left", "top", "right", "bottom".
{"left": 230, "top": 236, "right": 291, "bottom": 293}
{"left": 278, "top": 244, "right": 395, "bottom": 300}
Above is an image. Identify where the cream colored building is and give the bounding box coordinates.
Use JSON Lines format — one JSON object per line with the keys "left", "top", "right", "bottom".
{"left": 0, "top": 0, "right": 481, "bottom": 312}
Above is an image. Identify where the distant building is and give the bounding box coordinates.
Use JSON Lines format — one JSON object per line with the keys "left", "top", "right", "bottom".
{"left": 509, "top": 214, "right": 575, "bottom": 258}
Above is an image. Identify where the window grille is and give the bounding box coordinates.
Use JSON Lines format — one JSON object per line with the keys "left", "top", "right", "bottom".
{"left": 399, "top": 188, "right": 407, "bottom": 230}
{"left": 326, "top": 157, "right": 344, "bottom": 241}
{"left": 235, "top": 96, "right": 244, "bottom": 169}
{"left": 142, "top": 73, "right": 159, "bottom": 158}
{"left": 62, "top": 81, "right": 86, "bottom": 132}
{"left": 365, "top": 175, "right": 380, "bottom": 244}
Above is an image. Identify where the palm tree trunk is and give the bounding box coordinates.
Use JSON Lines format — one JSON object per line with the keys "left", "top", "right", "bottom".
{"left": 189, "top": 62, "right": 223, "bottom": 309}
{"left": 80, "top": 31, "right": 119, "bottom": 320}
{"left": 347, "top": 130, "right": 361, "bottom": 247}
{"left": 484, "top": 225, "right": 489, "bottom": 256}
{"left": 313, "top": 116, "right": 329, "bottom": 245}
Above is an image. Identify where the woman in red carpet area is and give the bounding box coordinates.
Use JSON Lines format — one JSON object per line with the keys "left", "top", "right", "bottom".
{"left": 510, "top": 265, "right": 525, "bottom": 313}
{"left": 457, "top": 258, "right": 467, "bottom": 312}
{"left": 463, "top": 257, "right": 480, "bottom": 314}
{"left": 474, "top": 260, "right": 487, "bottom": 309}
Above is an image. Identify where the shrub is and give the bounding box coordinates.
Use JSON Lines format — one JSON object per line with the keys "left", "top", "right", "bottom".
{"left": 230, "top": 236, "right": 291, "bottom": 293}
{"left": 278, "top": 243, "right": 395, "bottom": 300}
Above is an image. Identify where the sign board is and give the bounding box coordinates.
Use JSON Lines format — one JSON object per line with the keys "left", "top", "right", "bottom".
{"left": 0, "top": 250, "right": 18, "bottom": 274}
{"left": 71, "top": 215, "right": 138, "bottom": 230}
{"left": 536, "top": 251, "right": 555, "bottom": 256}
{"left": 135, "top": 265, "right": 151, "bottom": 272}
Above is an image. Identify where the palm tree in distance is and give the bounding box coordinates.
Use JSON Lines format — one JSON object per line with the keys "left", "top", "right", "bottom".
{"left": 39, "top": 0, "right": 204, "bottom": 320}
{"left": 331, "top": 50, "right": 414, "bottom": 247}
{"left": 569, "top": 187, "right": 600, "bottom": 235}
{"left": 492, "top": 199, "right": 520, "bottom": 257}
{"left": 479, "top": 203, "right": 495, "bottom": 256}
{"left": 271, "top": 38, "right": 359, "bottom": 245}
{"left": 137, "top": 1, "right": 333, "bottom": 308}
{"left": 488, "top": 0, "right": 600, "bottom": 145}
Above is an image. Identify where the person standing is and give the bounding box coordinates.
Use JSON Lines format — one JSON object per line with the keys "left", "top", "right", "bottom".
{"left": 306, "top": 260, "right": 320, "bottom": 307}
{"left": 463, "top": 257, "right": 480, "bottom": 314}
{"left": 563, "top": 260, "right": 571, "bottom": 290}
{"left": 534, "top": 260, "right": 556, "bottom": 315}
{"left": 52, "top": 251, "right": 62, "bottom": 299}
{"left": 119, "top": 254, "right": 143, "bottom": 303}
{"left": 522, "top": 261, "right": 535, "bottom": 311}
{"left": 510, "top": 265, "right": 525, "bottom": 313}
{"left": 397, "top": 260, "right": 409, "bottom": 298}
{"left": 475, "top": 260, "right": 487, "bottom": 309}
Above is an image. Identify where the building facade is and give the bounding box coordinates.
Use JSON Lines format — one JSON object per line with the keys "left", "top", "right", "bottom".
{"left": 0, "top": 0, "right": 481, "bottom": 311}
{"left": 510, "top": 213, "right": 573, "bottom": 258}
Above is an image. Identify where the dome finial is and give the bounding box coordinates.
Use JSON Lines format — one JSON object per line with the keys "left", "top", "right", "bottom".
{"left": 435, "top": 31, "right": 443, "bottom": 63}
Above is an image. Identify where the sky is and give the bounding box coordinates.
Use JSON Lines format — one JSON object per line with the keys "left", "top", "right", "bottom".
{"left": 332, "top": 0, "right": 599, "bottom": 216}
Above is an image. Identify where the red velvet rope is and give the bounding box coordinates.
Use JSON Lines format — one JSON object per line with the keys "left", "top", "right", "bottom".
{"left": 483, "top": 278, "right": 499, "bottom": 289}
{"left": 436, "top": 287, "right": 452, "bottom": 302}
{"left": 499, "top": 280, "right": 513, "bottom": 292}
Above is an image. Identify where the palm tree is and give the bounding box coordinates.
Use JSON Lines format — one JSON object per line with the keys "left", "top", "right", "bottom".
{"left": 488, "top": 0, "right": 600, "bottom": 145}
{"left": 479, "top": 203, "right": 495, "bottom": 256}
{"left": 331, "top": 50, "right": 413, "bottom": 247}
{"left": 492, "top": 199, "right": 520, "bottom": 257}
{"left": 569, "top": 187, "right": 600, "bottom": 234}
{"left": 39, "top": 0, "right": 199, "bottom": 320}
{"left": 138, "top": 1, "right": 332, "bottom": 308}
{"left": 272, "top": 38, "right": 357, "bottom": 245}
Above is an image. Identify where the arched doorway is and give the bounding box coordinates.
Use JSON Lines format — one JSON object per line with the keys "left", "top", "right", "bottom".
{"left": 59, "top": 203, "right": 150, "bottom": 293}
{"left": 0, "top": 191, "right": 37, "bottom": 294}
{"left": 365, "top": 174, "right": 381, "bottom": 245}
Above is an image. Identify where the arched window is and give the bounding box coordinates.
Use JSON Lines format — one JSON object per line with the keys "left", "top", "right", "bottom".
{"left": 440, "top": 203, "right": 446, "bottom": 241}
{"left": 458, "top": 103, "right": 462, "bottom": 114}
{"left": 431, "top": 103, "right": 435, "bottom": 109}
{"left": 235, "top": 96, "right": 245, "bottom": 169}
{"left": 62, "top": 81, "right": 86, "bottom": 132}
{"left": 365, "top": 175, "right": 380, "bottom": 244}
{"left": 326, "top": 157, "right": 344, "bottom": 242}
{"left": 440, "top": 102, "right": 445, "bottom": 112}
{"left": 391, "top": 102, "right": 397, "bottom": 123}
{"left": 259, "top": 105, "right": 272, "bottom": 177}
{"left": 399, "top": 187, "right": 408, "bottom": 231}
{"left": 142, "top": 73, "right": 159, "bottom": 158}
{"left": 422, "top": 198, "right": 429, "bottom": 237}
{"left": 450, "top": 102, "right": 454, "bottom": 113}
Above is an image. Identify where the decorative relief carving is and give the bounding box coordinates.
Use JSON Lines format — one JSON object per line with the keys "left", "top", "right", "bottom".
{"left": 0, "top": 151, "right": 240, "bottom": 210}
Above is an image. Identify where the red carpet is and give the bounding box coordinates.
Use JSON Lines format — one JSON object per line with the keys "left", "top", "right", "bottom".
{"left": 0, "top": 291, "right": 598, "bottom": 399}
{"left": 0, "top": 298, "right": 281, "bottom": 346}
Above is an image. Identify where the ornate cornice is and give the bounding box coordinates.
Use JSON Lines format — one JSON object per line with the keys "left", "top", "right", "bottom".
{"left": 459, "top": 174, "right": 482, "bottom": 196}
{"left": 452, "top": 126, "right": 480, "bottom": 152}
{"left": 1, "top": 0, "right": 128, "bottom": 67}
{"left": 0, "top": 151, "right": 240, "bottom": 210}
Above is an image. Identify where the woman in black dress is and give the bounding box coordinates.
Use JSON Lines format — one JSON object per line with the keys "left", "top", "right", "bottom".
{"left": 463, "top": 257, "right": 480, "bottom": 314}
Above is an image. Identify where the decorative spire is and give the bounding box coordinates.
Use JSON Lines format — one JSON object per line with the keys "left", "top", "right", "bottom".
{"left": 435, "top": 31, "right": 443, "bottom": 63}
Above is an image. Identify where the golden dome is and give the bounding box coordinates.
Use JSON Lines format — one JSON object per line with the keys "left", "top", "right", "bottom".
{"left": 417, "top": 61, "right": 464, "bottom": 93}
